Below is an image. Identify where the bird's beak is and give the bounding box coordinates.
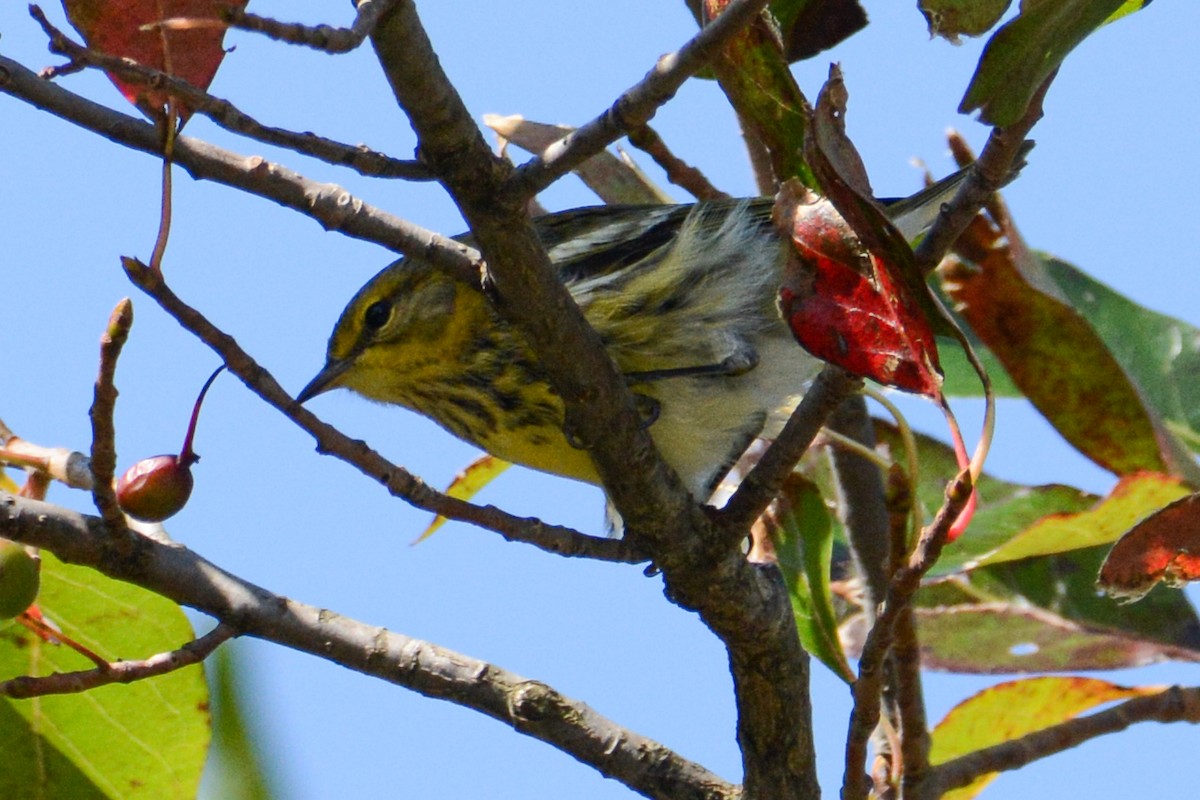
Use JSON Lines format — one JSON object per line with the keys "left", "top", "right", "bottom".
{"left": 296, "top": 358, "right": 351, "bottom": 404}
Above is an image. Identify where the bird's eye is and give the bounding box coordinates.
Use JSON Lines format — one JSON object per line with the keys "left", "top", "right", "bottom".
{"left": 363, "top": 300, "right": 391, "bottom": 330}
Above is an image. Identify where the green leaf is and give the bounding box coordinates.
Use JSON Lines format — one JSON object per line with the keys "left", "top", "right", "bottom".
{"left": 1043, "top": 255, "right": 1200, "bottom": 455}
{"left": 920, "top": 0, "right": 1014, "bottom": 43}
{"left": 938, "top": 250, "right": 1200, "bottom": 438}
{"left": 0, "top": 552, "right": 209, "bottom": 799}
{"left": 908, "top": 544, "right": 1200, "bottom": 673}
{"left": 205, "top": 644, "right": 278, "bottom": 800}
{"left": 700, "top": 0, "right": 816, "bottom": 185}
{"left": 978, "top": 544, "right": 1200, "bottom": 652}
{"left": 871, "top": 421, "right": 1097, "bottom": 575}
{"left": 770, "top": 475, "right": 854, "bottom": 682}
{"left": 976, "top": 472, "right": 1192, "bottom": 567}
{"left": 960, "top": 0, "right": 1140, "bottom": 125}
{"left": 931, "top": 677, "right": 1159, "bottom": 799}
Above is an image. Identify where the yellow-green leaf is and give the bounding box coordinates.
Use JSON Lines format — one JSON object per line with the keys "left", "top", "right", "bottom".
{"left": 974, "top": 472, "right": 1191, "bottom": 568}
{"left": 0, "top": 552, "right": 209, "bottom": 799}
{"left": 416, "top": 455, "right": 512, "bottom": 542}
{"left": 931, "top": 676, "right": 1159, "bottom": 799}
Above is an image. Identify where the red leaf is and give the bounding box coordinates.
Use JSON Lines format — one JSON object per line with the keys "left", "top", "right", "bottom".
{"left": 777, "top": 66, "right": 945, "bottom": 397}
{"left": 61, "top": 0, "right": 245, "bottom": 119}
{"left": 776, "top": 184, "right": 944, "bottom": 396}
{"left": 1098, "top": 492, "right": 1200, "bottom": 601}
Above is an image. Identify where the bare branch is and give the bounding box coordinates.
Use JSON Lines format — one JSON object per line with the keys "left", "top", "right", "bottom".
{"left": 221, "top": 0, "right": 399, "bottom": 54}
{"left": 893, "top": 606, "right": 931, "bottom": 797}
{"left": 626, "top": 124, "right": 731, "bottom": 201}
{"left": 369, "top": 1, "right": 699, "bottom": 549}
{"left": 911, "top": 73, "right": 1055, "bottom": 274}
{"left": 370, "top": 5, "right": 821, "bottom": 793}
{"left": 827, "top": 397, "right": 900, "bottom": 786}
{"left": 119, "top": 258, "right": 641, "bottom": 565}
{"left": 89, "top": 299, "right": 133, "bottom": 533}
{"left": 0, "top": 493, "right": 731, "bottom": 800}
{"left": 1, "top": 624, "right": 236, "bottom": 699}
{"left": 513, "top": 0, "right": 774, "bottom": 197}
{"left": 930, "top": 686, "right": 1200, "bottom": 796}
{"left": 719, "top": 366, "right": 862, "bottom": 534}
{"left": 0, "top": 439, "right": 93, "bottom": 491}
{"left": 842, "top": 469, "right": 974, "bottom": 800}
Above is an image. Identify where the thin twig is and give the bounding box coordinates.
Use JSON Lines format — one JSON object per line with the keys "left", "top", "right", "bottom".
{"left": 89, "top": 299, "right": 134, "bottom": 533}
{"left": 719, "top": 366, "right": 862, "bottom": 534}
{"left": 842, "top": 469, "right": 975, "bottom": 800}
{"left": 28, "top": 7, "right": 431, "bottom": 181}
{"left": 513, "top": 0, "right": 774, "bottom": 197}
{"left": 625, "top": 124, "right": 730, "bottom": 201}
{"left": 118, "top": 257, "right": 642, "bottom": 564}
{"left": 893, "top": 605, "right": 931, "bottom": 797}
{"left": 911, "top": 74, "right": 1055, "bottom": 275}
{"left": 0, "top": 442, "right": 93, "bottom": 490}
{"left": 827, "top": 396, "right": 898, "bottom": 789}
{"left": 221, "top": 0, "right": 399, "bottom": 54}
{"left": 17, "top": 613, "right": 110, "bottom": 670}
{"left": 2, "top": 624, "right": 236, "bottom": 699}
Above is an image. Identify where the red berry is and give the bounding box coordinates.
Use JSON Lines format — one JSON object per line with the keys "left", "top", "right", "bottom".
{"left": 116, "top": 455, "right": 195, "bottom": 522}
{"left": 115, "top": 365, "right": 223, "bottom": 522}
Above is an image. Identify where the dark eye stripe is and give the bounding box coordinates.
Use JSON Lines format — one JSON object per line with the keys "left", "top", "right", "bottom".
{"left": 364, "top": 300, "right": 391, "bottom": 330}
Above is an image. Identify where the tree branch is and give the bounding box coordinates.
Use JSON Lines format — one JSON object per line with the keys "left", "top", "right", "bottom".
{"left": 0, "top": 493, "right": 732, "bottom": 800}
{"left": 368, "top": 6, "right": 819, "bottom": 795}
{"left": 625, "top": 124, "right": 730, "bottom": 201}
{"left": 929, "top": 685, "right": 1200, "bottom": 796}
{"left": 1, "top": 623, "right": 236, "bottom": 699}
{"left": 88, "top": 298, "right": 133, "bottom": 534}
{"left": 513, "top": 0, "right": 774, "bottom": 196}
{"left": 826, "top": 396, "right": 900, "bottom": 790}
{"left": 0, "top": 55, "right": 472, "bottom": 280}
{"left": 221, "top": 0, "right": 399, "bottom": 54}
{"left": 719, "top": 366, "right": 861, "bottom": 533}
{"left": 368, "top": 0, "right": 698, "bottom": 549}
{"left": 842, "top": 469, "right": 974, "bottom": 800}
{"left": 120, "top": 258, "right": 641, "bottom": 564}
{"left": 911, "top": 73, "right": 1054, "bottom": 274}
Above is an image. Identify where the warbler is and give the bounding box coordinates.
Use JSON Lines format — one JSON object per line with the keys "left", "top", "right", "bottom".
{"left": 297, "top": 177, "right": 965, "bottom": 502}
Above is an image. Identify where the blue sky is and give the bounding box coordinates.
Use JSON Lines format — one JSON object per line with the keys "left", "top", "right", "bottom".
{"left": 3, "top": 1, "right": 1198, "bottom": 798}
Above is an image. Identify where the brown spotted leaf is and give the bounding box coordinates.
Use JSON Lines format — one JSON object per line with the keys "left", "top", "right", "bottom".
{"left": 1099, "top": 492, "right": 1200, "bottom": 601}
{"left": 942, "top": 202, "right": 1198, "bottom": 480}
